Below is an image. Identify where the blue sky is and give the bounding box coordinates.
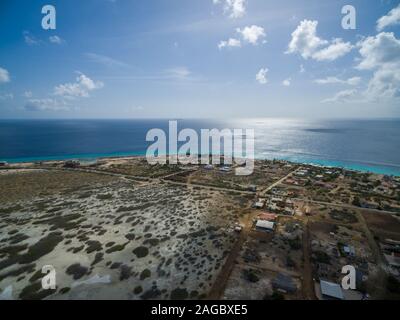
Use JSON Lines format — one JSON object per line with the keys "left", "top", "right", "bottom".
{"left": 0, "top": 0, "right": 399, "bottom": 119}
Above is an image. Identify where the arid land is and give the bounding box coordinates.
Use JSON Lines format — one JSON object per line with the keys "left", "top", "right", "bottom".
{"left": 0, "top": 157, "right": 400, "bottom": 300}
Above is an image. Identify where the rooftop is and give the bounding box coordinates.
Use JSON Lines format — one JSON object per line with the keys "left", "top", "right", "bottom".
{"left": 320, "top": 280, "right": 344, "bottom": 300}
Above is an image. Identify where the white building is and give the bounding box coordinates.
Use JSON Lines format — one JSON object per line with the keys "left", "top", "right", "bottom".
{"left": 256, "top": 220, "right": 275, "bottom": 232}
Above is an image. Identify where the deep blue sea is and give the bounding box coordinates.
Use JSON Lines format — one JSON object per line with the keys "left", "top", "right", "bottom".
{"left": 0, "top": 119, "right": 400, "bottom": 176}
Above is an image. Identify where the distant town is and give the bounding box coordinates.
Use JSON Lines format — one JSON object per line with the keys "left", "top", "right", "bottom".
{"left": 0, "top": 156, "right": 399, "bottom": 300}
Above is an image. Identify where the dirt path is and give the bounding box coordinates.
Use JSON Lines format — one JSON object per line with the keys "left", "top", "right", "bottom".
{"left": 292, "top": 197, "right": 399, "bottom": 216}
{"left": 355, "top": 211, "right": 388, "bottom": 299}
{"left": 258, "top": 167, "right": 299, "bottom": 197}
{"left": 301, "top": 219, "right": 316, "bottom": 300}
{"left": 207, "top": 212, "right": 255, "bottom": 299}
{"left": 163, "top": 178, "right": 255, "bottom": 195}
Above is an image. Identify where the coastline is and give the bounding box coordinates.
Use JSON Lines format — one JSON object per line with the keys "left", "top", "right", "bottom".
{"left": 2, "top": 151, "right": 400, "bottom": 177}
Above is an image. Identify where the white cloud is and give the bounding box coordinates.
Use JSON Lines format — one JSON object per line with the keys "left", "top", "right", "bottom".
{"left": 256, "top": 68, "right": 268, "bottom": 84}
{"left": 85, "top": 53, "right": 129, "bottom": 68}
{"left": 54, "top": 73, "right": 104, "bottom": 99}
{"left": 286, "top": 20, "right": 327, "bottom": 59}
{"left": 312, "top": 38, "right": 353, "bottom": 61}
{"left": 0, "top": 93, "right": 13, "bottom": 100}
{"left": 356, "top": 32, "right": 400, "bottom": 101}
{"left": 322, "top": 89, "right": 358, "bottom": 103}
{"left": 0, "top": 67, "right": 10, "bottom": 83}
{"left": 23, "top": 73, "right": 103, "bottom": 112}
{"left": 219, "top": 25, "right": 266, "bottom": 49}
{"left": 286, "top": 20, "right": 352, "bottom": 61}
{"left": 23, "top": 31, "right": 40, "bottom": 45}
{"left": 218, "top": 38, "right": 241, "bottom": 49}
{"left": 164, "top": 67, "right": 191, "bottom": 80}
{"left": 282, "top": 78, "right": 291, "bottom": 86}
{"left": 49, "top": 35, "right": 65, "bottom": 44}
{"left": 299, "top": 64, "right": 305, "bottom": 73}
{"left": 356, "top": 32, "right": 400, "bottom": 70}
{"left": 366, "top": 66, "right": 400, "bottom": 100}
{"left": 23, "top": 91, "right": 33, "bottom": 98}
{"left": 24, "top": 98, "right": 69, "bottom": 111}
{"left": 214, "top": 0, "right": 246, "bottom": 19}
{"left": 236, "top": 25, "right": 266, "bottom": 45}
{"left": 377, "top": 4, "right": 400, "bottom": 31}
{"left": 314, "top": 76, "right": 361, "bottom": 86}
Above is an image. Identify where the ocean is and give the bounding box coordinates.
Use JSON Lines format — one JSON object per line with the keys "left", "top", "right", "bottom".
{"left": 0, "top": 118, "right": 400, "bottom": 176}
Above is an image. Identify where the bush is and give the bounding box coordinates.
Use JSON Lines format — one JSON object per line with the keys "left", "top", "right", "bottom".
{"left": 243, "top": 269, "right": 259, "bottom": 283}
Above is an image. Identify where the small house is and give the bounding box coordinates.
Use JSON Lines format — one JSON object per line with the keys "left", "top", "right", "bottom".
{"left": 320, "top": 280, "right": 344, "bottom": 300}
{"left": 255, "top": 220, "right": 275, "bottom": 232}
{"left": 272, "top": 273, "right": 297, "bottom": 293}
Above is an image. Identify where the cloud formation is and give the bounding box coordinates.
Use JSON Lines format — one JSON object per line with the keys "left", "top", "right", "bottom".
{"left": 0, "top": 67, "right": 10, "bottom": 83}
{"left": 24, "top": 98, "right": 69, "bottom": 111}
{"left": 311, "top": 38, "right": 353, "bottom": 61}
{"left": 54, "top": 73, "right": 104, "bottom": 99}
{"left": 213, "top": 0, "right": 246, "bottom": 19}
{"left": 0, "top": 93, "right": 13, "bottom": 100}
{"left": 377, "top": 4, "right": 400, "bottom": 31}
{"left": 256, "top": 68, "right": 268, "bottom": 84}
{"left": 287, "top": 20, "right": 352, "bottom": 61}
{"left": 357, "top": 32, "right": 400, "bottom": 100}
{"left": 163, "top": 67, "right": 191, "bottom": 80}
{"left": 219, "top": 25, "right": 265, "bottom": 49}
{"left": 85, "top": 53, "right": 130, "bottom": 68}
{"left": 236, "top": 25, "right": 266, "bottom": 45}
{"left": 218, "top": 38, "right": 241, "bottom": 49}
{"left": 322, "top": 89, "right": 358, "bottom": 103}
{"left": 23, "top": 31, "right": 40, "bottom": 45}
{"left": 314, "top": 76, "right": 361, "bottom": 86}
{"left": 282, "top": 78, "right": 291, "bottom": 86}
{"left": 49, "top": 35, "right": 65, "bottom": 44}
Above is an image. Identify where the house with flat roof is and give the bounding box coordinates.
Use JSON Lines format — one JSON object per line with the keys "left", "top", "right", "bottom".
{"left": 258, "top": 213, "right": 277, "bottom": 221}
{"left": 319, "top": 280, "right": 344, "bottom": 300}
{"left": 384, "top": 252, "right": 400, "bottom": 268}
{"left": 272, "top": 273, "right": 297, "bottom": 293}
{"left": 343, "top": 245, "right": 356, "bottom": 257}
{"left": 255, "top": 220, "right": 275, "bottom": 232}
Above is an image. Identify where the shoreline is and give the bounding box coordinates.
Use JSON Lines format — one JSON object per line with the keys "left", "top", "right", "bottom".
{"left": 2, "top": 151, "right": 400, "bottom": 177}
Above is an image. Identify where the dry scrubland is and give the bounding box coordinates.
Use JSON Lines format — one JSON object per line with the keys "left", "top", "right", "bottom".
{"left": 1, "top": 158, "right": 400, "bottom": 300}
{"left": 0, "top": 169, "right": 250, "bottom": 300}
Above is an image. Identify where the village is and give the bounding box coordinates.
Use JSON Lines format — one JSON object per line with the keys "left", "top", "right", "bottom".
{"left": 0, "top": 156, "right": 399, "bottom": 300}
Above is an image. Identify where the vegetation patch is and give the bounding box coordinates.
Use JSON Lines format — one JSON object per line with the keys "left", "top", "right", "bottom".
{"left": 140, "top": 269, "right": 151, "bottom": 280}
{"left": 19, "top": 281, "right": 56, "bottom": 300}
{"left": 86, "top": 240, "right": 102, "bottom": 253}
{"left": 133, "top": 246, "right": 149, "bottom": 258}
{"left": 66, "top": 263, "right": 88, "bottom": 280}
{"left": 0, "top": 263, "right": 35, "bottom": 282}
{"left": 170, "top": 288, "right": 189, "bottom": 300}
{"left": 96, "top": 194, "right": 113, "bottom": 200}
{"left": 20, "top": 232, "right": 63, "bottom": 264}
{"left": 133, "top": 286, "right": 143, "bottom": 295}
{"left": 106, "top": 242, "right": 128, "bottom": 254}
{"left": 34, "top": 213, "right": 82, "bottom": 231}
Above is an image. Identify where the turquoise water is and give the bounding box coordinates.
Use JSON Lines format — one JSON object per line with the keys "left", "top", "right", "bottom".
{"left": 1, "top": 119, "right": 400, "bottom": 176}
